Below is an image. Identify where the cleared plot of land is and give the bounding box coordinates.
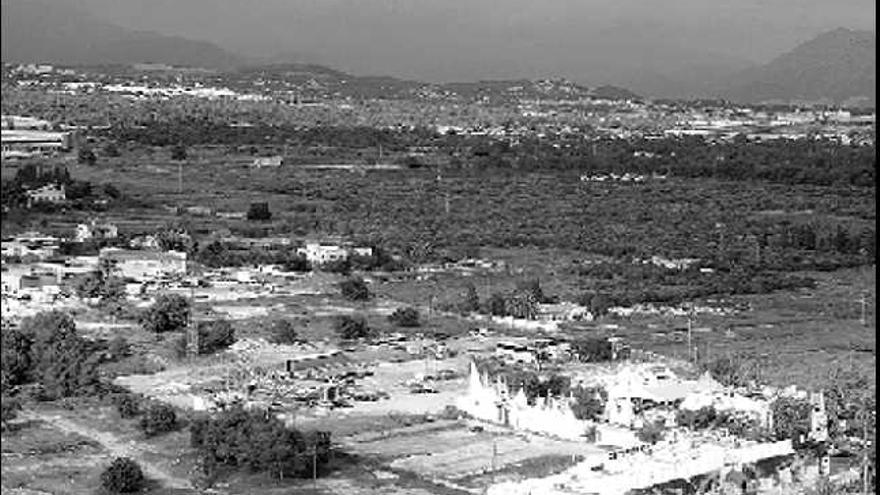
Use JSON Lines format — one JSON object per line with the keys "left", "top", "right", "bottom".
{"left": 1, "top": 418, "right": 110, "bottom": 495}
{"left": 16, "top": 406, "right": 194, "bottom": 492}
{"left": 592, "top": 266, "right": 876, "bottom": 391}
{"left": 344, "top": 421, "right": 597, "bottom": 489}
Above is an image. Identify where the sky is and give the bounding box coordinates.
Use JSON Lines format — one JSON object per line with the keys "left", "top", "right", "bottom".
{"left": 68, "top": 0, "right": 875, "bottom": 84}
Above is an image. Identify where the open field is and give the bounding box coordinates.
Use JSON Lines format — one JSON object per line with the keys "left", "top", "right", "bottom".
{"left": 593, "top": 266, "right": 876, "bottom": 391}
{"left": 2, "top": 421, "right": 109, "bottom": 495}
{"left": 6, "top": 146, "right": 873, "bottom": 260}
{"left": 2, "top": 143, "right": 874, "bottom": 494}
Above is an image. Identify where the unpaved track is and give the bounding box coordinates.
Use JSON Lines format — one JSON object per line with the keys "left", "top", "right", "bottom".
{"left": 19, "top": 409, "right": 193, "bottom": 491}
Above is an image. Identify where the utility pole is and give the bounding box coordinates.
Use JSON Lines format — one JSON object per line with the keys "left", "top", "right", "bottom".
{"left": 862, "top": 411, "right": 869, "bottom": 495}
{"left": 687, "top": 316, "right": 693, "bottom": 363}
{"left": 753, "top": 236, "right": 761, "bottom": 264}
{"left": 859, "top": 293, "right": 868, "bottom": 326}
{"left": 687, "top": 306, "right": 696, "bottom": 363}
{"left": 436, "top": 167, "right": 450, "bottom": 216}
{"left": 491, "top": 439, "right": 497, "bottom": 484}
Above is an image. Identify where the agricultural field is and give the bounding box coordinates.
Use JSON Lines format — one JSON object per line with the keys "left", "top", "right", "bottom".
{"left": 7, "top": 145, "right": 873, "bottom": 258}
{"left": 1, "top": 142, "right": 874, "bottom": 495}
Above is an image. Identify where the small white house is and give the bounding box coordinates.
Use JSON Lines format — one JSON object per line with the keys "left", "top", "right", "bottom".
{"left": 252, "top": 156, "right": 283, "bottom": 168}
{"left": 26, "top": 183, "right": 66, "bottom": 206}
{"left": 99, "top": 248, "right": 187, "bottom": 281}
{"left": 296, "top": 243, "right": 373, "bottom": 265}
{"left": 75, "top": 220, "right": 118, "bottom": 242}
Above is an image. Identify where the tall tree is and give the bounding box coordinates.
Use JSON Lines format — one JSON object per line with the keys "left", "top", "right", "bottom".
{"left": 460, "top": 284, "right": 480, "bottom": 314}
{"left": 140, "top": 294, "right": 190, "bottom": 333}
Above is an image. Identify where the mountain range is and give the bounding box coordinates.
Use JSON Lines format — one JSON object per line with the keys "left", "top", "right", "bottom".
{"left": 720, "top": 28, "right": 875, "bottom": 106}
{"left": 1, "top": 0, "right": 242, "bottom": 70}
{"left": 1, "top": 0, "right": 874, "bottom": 105}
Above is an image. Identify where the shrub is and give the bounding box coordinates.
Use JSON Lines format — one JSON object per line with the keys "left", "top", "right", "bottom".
{"left": 1, "top": 396, "right": 21, "bottom": 430}
{"left": 459, "top": 284, "right": 480, "bottom": 314}
{"left": 101, "top": 457, "right": 144, "bottom": 493}
{"left": 78, "top": 147, "right": 97, "bottom": 165}
{"left": 170, "top": 143, "right": 187, "bottom": 161}
{"left": 191, "top": 405, "right": 331, "bottom": 480}
{"left": 339, "top": 277, "right": 370, "bottom": 301}
{"left": 140, "top": 294, "right": 190, "bottom": 333}
{"left": 104, "top": 142, "right": 121, "bottom": 157}
{"left": 108, "top": 336, "right": 130, "bottom": 360}
{"left": 388, "top": 307, "right": 420, "bottom": 327}
{"left": 19, "top": 311, "right": 102, "bottom": 399}
{"left": 571, "top": 338, "right": 614, "bottom": 362}
{"left": 320, "top": 258, "right": 351, "bottom": 275}
{"left": 335, "top": 315, "right": 371, "bottom": 340}
{"left": 139, "top": 403, "right": 177, "bottom": 437}
{"left": 1, "top": 326, "right": 33, "bottom": 390}
{"left": 570, "top": 387, "right": 607, "bottom": 421}
{"left": 637, "top": 420, "right": 666, "bottom": 444}
{"left": 676, "top": 406, "right": 721, "bottom": 430}
{"left": 771, "top": 396, "right": 812, "bottom": 441}
{"left": 246, "top": 202, "right": 272, "bottom": 221}
{"left": 197, "top": 320, "right": 235, "bottom": 355}
{"left": 484, "top": 292, "right": 507, "bottom": 316}
{"left": 114, "top": 393, "right": 141, "bottom": 419}
{"left": 269, "top": 320, "right": 298, "bottom": 345}
{"left": 172, "top": 334, "right": 189, "bottom": 359}
{"left": 701, "top": 356, "right": 755, "bottom": 388}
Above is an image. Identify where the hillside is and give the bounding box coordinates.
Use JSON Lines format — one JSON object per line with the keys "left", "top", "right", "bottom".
{"left": 1, "top": 0, "right": 244, "bottom": 70}
{"left": 720, "top": 28, "right": 875, "bottom": 106}
{"left": 227, "top": 64, "right": 640, "bottom": 102}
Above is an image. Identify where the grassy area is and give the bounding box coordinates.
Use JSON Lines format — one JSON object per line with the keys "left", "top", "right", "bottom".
{"left": 578, "top": 266, "right": 876, "bottom": 392}
{"left": 1, "top": 419, "right": 109, "bottom": 495}
{"left": 457, "top": 454, "right": 580, "bottom": 489}
{"left": 2, "top": 146, "right": 874, "bottom": 494}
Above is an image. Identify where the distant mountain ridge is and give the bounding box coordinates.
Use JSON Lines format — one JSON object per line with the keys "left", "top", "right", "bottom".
{"left": 2, "top": 1, "right": 871, "bottom": 105}
{"left": 720, "top": 28, "right": 875, "bottom": 106}
{"left": 1, "top": 0, "right": 243, "bottom": 70}
{"left": 229, "top": 63, "right": 642, "bottom": 101}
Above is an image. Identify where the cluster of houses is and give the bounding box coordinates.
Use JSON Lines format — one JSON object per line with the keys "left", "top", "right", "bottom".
{"left": 580, "top": 173, "right": 648, "bottom": 183}
{"left": 0, "top": 223, "right": 379, "bottom": 309}
{"left": 1, "top": 114, "right": 74, "bottom": 159}
{"left": 459, "top": 352, "right": 840, "bottom": 494}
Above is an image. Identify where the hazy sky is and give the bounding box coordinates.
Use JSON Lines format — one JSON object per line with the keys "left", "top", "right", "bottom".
{"left": 69, "top": 0, "right": 875, "bottom": 82}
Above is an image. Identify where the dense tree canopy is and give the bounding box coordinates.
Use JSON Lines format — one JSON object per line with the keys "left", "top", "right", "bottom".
{"left": 335, "top": 315, "right": 371, "bottom": 340}
{"left": 339, "top": 277, "right": 371, "bottom": 301}
{"left": 17, "top": 311, "right": 102, "bottom": 399}
{"left": 101, "top": 457, "right": 145, "bottom": 493}
{"left": 388, "top": 307, "right": 421, "bottom": 327}
{"left": 197, "top": 320, "right": 236, "bottom": 355}
{"left": 140, "top": 294, "right": 190, "bottom": 333}
{"left": 190, "top": 405, "right": 331, "bottom": 480}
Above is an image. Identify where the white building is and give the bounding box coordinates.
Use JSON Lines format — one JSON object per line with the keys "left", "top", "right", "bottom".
{"left": 2, "top": 129, "right": 73, "bottom": 159}
{"left": 808, "top": 391, "right": 828, "bottom": 442}
{"left": 536, "top": 302, "right": 592, "bottom": 321}
{"left": 252, "top": 156, "right": 284, "bottom": 168}
{"left": 1, "top": 232, "right": 61, "bottom": 260}
{"left": 25, "top": 183, "right": 66, "bottom": 206}
{"left": 99, "top": 248, "right": 187, "bottom": 281}
{"left": 456, "top": 361, "right": 594, "bottom": 440}
{"left": 75, "top": 220, "right": 119, "bottom": 242}
{"left": 1, "top": 115, "right": 52, "bottom": 130}
{"left": 296, "top": 242, "right": 373, "bottom": 265}
{"left": 1, "top": 240, "right": 58, "bottom": 260}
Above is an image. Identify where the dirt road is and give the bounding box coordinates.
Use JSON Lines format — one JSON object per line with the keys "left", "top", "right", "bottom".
{"left": 19, "top": 409, "right": 193, "bottom": 492}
